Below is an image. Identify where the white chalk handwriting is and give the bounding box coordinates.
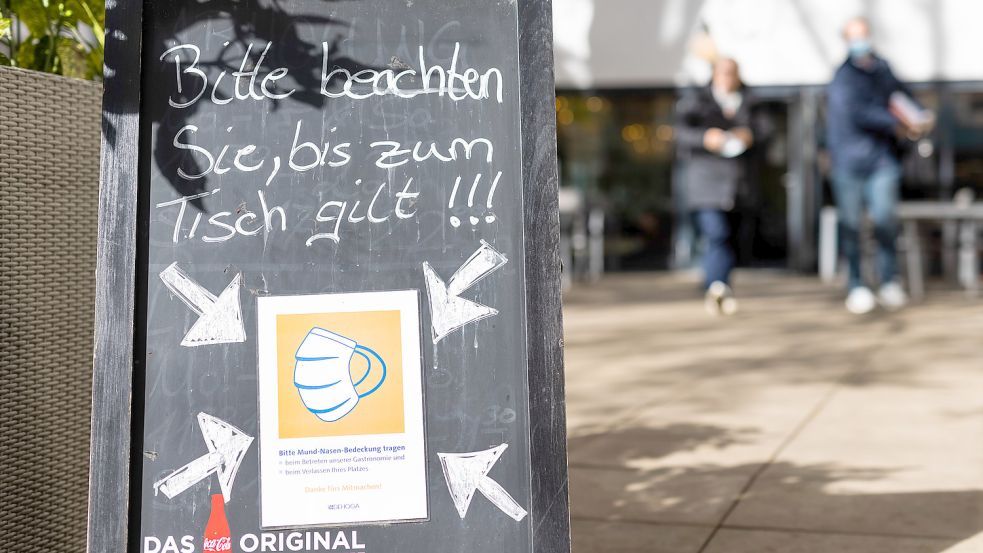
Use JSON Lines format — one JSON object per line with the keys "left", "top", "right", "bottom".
{"left": 159, "top": 41, "right": 504, "bottom": 109}
{"left": 155, "top": 38, "right": 512, "bottom": 247}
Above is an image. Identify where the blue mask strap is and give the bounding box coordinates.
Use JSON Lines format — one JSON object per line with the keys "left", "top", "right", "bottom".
{"left": 353, "top": 345, "right": 387, "bottom": 398}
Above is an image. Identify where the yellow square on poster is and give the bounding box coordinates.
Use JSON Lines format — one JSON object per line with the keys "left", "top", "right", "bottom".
{"left": 257, "top": 290, "right": 427, "bottom": 528}
{"left": 275, "top": 310, "right": 405, "bottom": 438}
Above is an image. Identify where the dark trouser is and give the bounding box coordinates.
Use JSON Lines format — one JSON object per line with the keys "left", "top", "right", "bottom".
{"left": 831, "top": 162, "right": 901, "bottom": 290}
{"left": 695, "top": 209, "right": 734, "bottom": 290}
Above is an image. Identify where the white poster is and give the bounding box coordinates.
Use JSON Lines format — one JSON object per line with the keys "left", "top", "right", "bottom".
{"left": 256, "top": 291, "right": 427, "bottom": 528}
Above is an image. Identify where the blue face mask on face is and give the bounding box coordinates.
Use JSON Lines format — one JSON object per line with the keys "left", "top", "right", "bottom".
{"left": 848, "top": 39, "right": 873, "bottom": 59}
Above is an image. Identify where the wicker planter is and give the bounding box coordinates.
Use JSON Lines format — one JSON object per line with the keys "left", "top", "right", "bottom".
{"left": 0, "top": 65, "right": 102, "bottom": 552}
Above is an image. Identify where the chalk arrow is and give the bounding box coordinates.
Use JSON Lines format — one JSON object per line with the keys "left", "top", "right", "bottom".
{"left": 422, "top": 240, "right": 508, "bottom": 343}
{"left": 438, "top": 444, "right": 528, "bottom": 522}
{"left": 153, "top": 413, "right": 254, "bottom": 503}
{"left": 159, "top": 262, "right": 246, "bottom": 347}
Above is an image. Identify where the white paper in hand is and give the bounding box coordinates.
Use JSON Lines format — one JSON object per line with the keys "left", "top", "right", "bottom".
{"left": 719, "top": 134, "right": 748, "bottom": 158}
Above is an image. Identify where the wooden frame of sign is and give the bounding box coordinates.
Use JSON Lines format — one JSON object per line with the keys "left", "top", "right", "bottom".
{"left": 89, "top": 1, "right": 568, "bottom": 552}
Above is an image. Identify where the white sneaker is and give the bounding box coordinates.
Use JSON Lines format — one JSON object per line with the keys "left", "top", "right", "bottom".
{"left": 878, "top": 281, "right": 908, "bottom": 311}
{"left": 845, "top": 286, "right": 877, "bottom": 315}
{"left": 705, "top": 281, "right": 739, "bottom": 316}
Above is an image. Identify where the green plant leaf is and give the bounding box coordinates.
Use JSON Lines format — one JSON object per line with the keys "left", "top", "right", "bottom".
{"left": 83, "top": 41, "right": 101, "bottom": 78}
{"left": 9, "top": 0, "right": 54, "bottom": 37}
{"left": 56, "top": 35, "right": 87, "bottom": 77}
{"left": 73, "top": 0, "right": 103, "bottom": 49}
{"left": 4, "top": 0, "right": 104, "bottom": 79}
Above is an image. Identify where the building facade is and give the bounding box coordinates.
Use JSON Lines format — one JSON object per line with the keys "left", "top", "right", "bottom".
{"left": 553, "top": 0, "right": 983, "bottom": 272}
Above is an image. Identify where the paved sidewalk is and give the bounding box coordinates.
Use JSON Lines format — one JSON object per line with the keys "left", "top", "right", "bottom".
{"left": 563, "top": 271, "right": 983, "bottom": 553}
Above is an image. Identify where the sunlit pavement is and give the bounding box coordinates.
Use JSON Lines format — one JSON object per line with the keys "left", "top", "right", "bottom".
{"left": 562, "top": 271, "right": 983, "bottom": 553}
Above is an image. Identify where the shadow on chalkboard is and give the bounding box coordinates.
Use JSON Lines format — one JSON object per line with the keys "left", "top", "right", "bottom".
{"left": 105, "top": 0, "right": 377, "bottom": 210}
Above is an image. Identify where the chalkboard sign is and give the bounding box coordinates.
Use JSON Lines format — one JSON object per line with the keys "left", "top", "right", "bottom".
{"left": 89, "top": 1, "right": 568, "bottom": 553}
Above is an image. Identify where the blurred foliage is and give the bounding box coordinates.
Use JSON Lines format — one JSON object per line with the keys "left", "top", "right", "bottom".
{"left": 0, "top": 0, "right": 104, "bottom": 80}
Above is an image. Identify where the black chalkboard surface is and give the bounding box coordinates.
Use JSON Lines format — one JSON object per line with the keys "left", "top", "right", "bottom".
{"left": 89, "top": 1, "right": 568, "bottom": 552}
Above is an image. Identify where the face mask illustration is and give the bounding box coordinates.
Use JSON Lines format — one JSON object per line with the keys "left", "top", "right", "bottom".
{"left": 293, "top": 327, "right": 387, "bottom": 422}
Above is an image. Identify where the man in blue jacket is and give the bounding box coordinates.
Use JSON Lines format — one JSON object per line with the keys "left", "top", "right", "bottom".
{"left": 827, "top": 17, "right": 927, "bottom": 314}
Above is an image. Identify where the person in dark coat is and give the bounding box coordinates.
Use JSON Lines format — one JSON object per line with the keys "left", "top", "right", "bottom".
{"left": 827, "top": 17, "right": 930, "bottom": 314}
{"left": 675, "top": 58, "right": 757, "bottom": 315}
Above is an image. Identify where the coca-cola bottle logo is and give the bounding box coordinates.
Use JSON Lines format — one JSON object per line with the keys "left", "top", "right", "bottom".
{"left": 203, "top": 494, "right": 233, "bottom": 552}
{"left": 203, "top": 536, "right": 232, "bottom": 551}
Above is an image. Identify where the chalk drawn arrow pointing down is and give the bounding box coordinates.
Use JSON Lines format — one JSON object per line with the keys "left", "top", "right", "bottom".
{"left": 422, "top": 240, "right": 508, "bottom": 343}
{"left": 153, "top": 413, "right": 254, "bottom": 503}
{"left": 438, "top": 443, "right": 528, "bottom": 521}
{"left": 159, "top": 262, "right": 246, "bottom": 347}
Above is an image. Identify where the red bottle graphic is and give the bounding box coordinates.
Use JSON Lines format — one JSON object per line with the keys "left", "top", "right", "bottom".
{"left": 203, "top": 494, "right": 233, "bottom": 552}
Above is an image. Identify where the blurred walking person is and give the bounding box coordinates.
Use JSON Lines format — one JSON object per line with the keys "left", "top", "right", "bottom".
{"left": 827, "top": 17, "right": 931, "bottom": 314}
{"left": 676, "top": 58, "right": 756, "bottom": 315}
